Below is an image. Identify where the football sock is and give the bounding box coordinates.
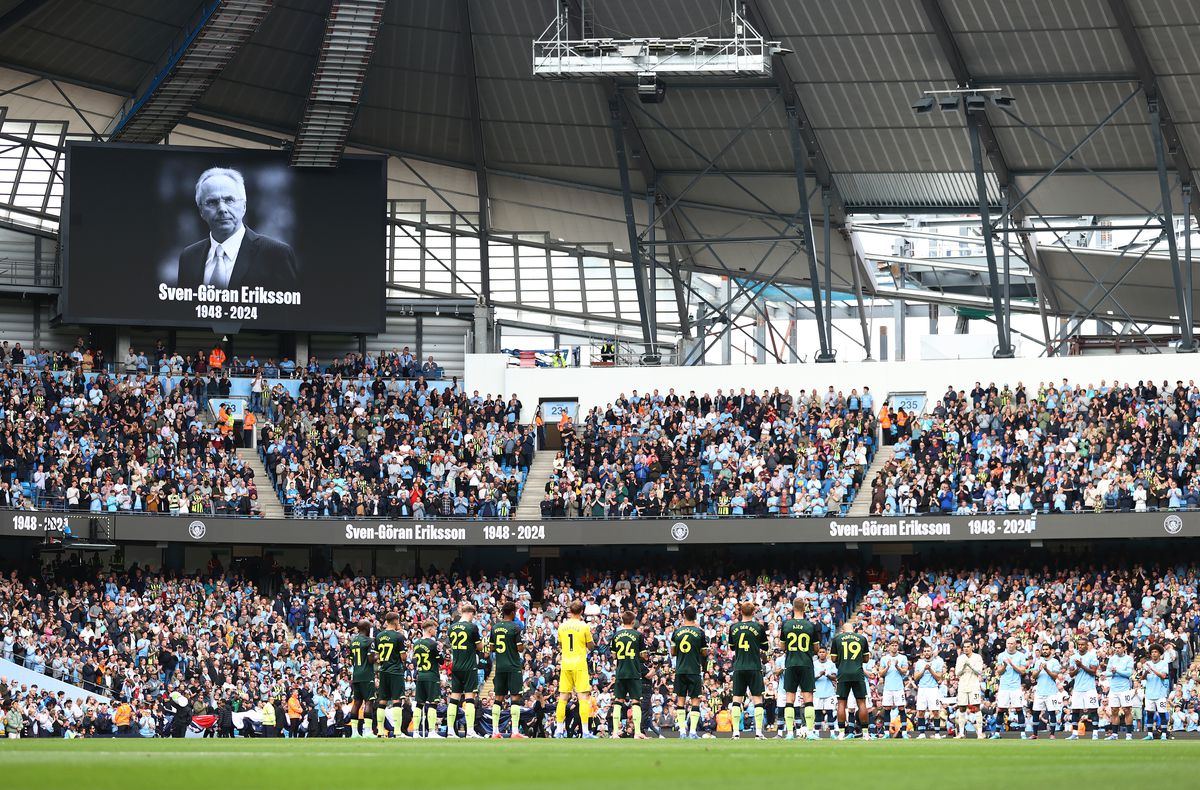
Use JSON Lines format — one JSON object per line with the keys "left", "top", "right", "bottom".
{"left": 731, "top": 705, "right": 742, "bottom": 735}
{"left": 426, "top": 705, "right": 437, "bottom": 736}
{"left": 632, "top": 704, "right": 642, "bottom": 735}
{"left": 447, "top": 702, "right": 458, "bottom": 733}
{"left": 356, "top": 709, "right": 364, "bottom": 736}
{"left": 579, "top": 700, "right": 590, "bottom": 735}
{"left": 675, "top": 708, "right": 687, "bottom": 735}
{"left": 465, "top": 700, "right": 476, "bottom": 733}
{"left": 784, "top": 707, "right": 796, "bottom": 733}
{"left": 493, "top": 704, "right": 502, "bottom": 735}
{"left": 511, "top": 704, "right": 521, "bottom": 736}
{"left": 688, "top": 707, "right": 700, "bottom": 736}
{"left": 1014, "top": 708, "right": 1025, "bottom": 730}
{"left": 375, "top": 708, "right": 386, "bottom": 734}
{"left": 391, "top": 706, "right": 402, "bottom": 736}
{"left": 804, "top": 705, "right": 815, "bottom": 732}
{"left": 613, "top": 704, "right": 623, "bottom": 736}
{"left": 917, "top": 715, "right": 926, "bottom": 734}
{"left": 555, "top": 699, "right": 567, "bottom": 724}
{"left": 754, "top": 706, "right": 764, "bottom": 734}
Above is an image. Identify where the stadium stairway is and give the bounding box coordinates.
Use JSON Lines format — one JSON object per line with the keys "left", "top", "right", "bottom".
{"left": 237, "top": 450, "right": 287, "bottom": 518}
{"left": 514, "top": 450, "right": 557, "bottom": 520}
{"left": 846, "top": 446, "right": 896, "bottom": 517}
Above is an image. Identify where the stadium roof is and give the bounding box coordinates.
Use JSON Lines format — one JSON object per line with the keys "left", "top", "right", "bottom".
{"left": 0, "top": 0, "right": 1195, "bottom": 337}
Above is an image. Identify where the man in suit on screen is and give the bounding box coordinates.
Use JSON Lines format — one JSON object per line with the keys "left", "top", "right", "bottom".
{"left": 176, "top": 167, "right": 299, "bottom": 292}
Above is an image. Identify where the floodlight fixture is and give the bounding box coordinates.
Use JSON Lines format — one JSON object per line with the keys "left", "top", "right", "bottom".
{"left": 911, "top": 96, "right": 935, "bottom": 114}
{"left": 964, "top": 94, "right": 988, "bottom": 112}
{"left": 938, "top": 95, "right": 961, "bottom": 112}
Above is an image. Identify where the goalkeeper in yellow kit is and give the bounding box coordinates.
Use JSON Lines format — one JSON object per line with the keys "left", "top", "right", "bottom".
{"left": 555, "top": 600, "right": 597, "bottom": 739}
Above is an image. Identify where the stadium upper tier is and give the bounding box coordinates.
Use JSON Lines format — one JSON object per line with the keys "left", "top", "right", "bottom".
{"left": 868, "top": 380, "right": 1200, "bottom": 516}
{"left": 2, "top": 357, "right": 1200, "bottom": 521}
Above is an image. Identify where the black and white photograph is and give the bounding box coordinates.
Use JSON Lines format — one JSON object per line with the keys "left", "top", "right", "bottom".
{"left": 62, "top": 143, "right": 385, "bottom": 333}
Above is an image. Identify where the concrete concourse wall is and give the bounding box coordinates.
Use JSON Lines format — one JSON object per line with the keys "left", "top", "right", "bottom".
{"left": 464, "top": 352, "right": 1198, "bottom": 419}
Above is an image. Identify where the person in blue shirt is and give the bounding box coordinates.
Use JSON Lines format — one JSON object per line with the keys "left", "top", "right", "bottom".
{"left": 314, "top": 691, "right": 333, "bottom": 737}
{"left": 1030, "top": 643, "right": 1062, "bottom": 739}
{"left": 1067, "top": 637, "right": 1100, "bottom": 740}
{"left": 878, "top": 640, "right": 910, "bottom": 738}
{"left": 812, "top": 646, "right": 837, "bottom": 739}
{"left": 994, "top": 636, "right": 1028, "bottom": 738}
{"left": 1141, "top": 643, "right": 1171, "bottom": 740}
{"left": 1104, "top": 639, "right": 1135, "bottom": 740}
{"left": 913, "top": 644, "right": 945, "bottom": 738}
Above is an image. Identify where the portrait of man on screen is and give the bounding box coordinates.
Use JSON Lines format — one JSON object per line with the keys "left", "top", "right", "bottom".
{"left": 175, "top": 167, "right": 299, "bottom": 292}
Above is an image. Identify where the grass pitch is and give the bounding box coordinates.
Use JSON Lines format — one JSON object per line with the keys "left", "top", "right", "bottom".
{"left": 4, "top": 738, "right": 1195, "bottom": 789}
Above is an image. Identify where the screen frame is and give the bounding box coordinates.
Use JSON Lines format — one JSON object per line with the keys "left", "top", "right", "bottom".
{"left": 60, "top": 140, "right": 388, "bottom": 334}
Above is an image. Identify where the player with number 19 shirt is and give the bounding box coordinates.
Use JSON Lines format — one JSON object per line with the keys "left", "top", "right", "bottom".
{"left": 830, "top": 621, "right": 871, "bottom": 738}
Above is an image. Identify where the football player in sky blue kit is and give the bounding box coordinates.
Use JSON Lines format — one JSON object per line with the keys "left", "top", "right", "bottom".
{"left": 1030, "top": 643, "right": 1062, "bottom": 739}
{"left": 1104, "top": 639, "right": 1135, "bottom": 740}
{"left": 913, "top": 644, "right": 946, "bottom": 738}
{"left": 812, "top": 646, "right": 838, "bottom": 739}
{"left": 1067, "top": 637, "right": 1100, "bottom": 740}
{"left": 994, "top": 636, "right": 1028, "bottom": 738}
{"left": 879, "top": 640, "right": 910, "bottom": 738}
{"left": 1141, "top": 643, "right": 1171, "bottom": 740}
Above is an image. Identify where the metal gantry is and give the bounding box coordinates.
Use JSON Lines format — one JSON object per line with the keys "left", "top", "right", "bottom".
{"left": 290, "top": 0, "right": 387, "bottom": 168}
{"left": 107, "top": 0, "right": 275, "bottom": 144}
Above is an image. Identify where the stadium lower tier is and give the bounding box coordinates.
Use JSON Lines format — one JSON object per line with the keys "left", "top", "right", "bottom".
{"left": 2, "top": 541, "right": 1198, "bottom": 739}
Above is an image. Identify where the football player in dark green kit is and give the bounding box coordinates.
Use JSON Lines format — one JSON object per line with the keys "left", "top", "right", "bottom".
{"left": 375, "top": 611, "right": 406, "bottom": 737}
{"left": 671, "top": 605, "right": 708, "bottom": 739}
{"left": 610, "top": 610, "right": 649, "bottom": 739}
{"left": 349, "top": 619, "right": 377, "bottom": 738}
{"left": 830, "top": 620, "right": 872, "bottom": 739}
{"left": 447, "top": 602, "right": 484, "bottom": 738}
{"left": 780, "top": 596, "right": 819, "bottom": 740}
{"left": 489, "top": 601, "right": 526, "bottom": 739}
{"left": 728, "top": 601, "right": 769, "bottom": 739}
{"left": 412, "top": 618, "right": 443, "bottom": 738}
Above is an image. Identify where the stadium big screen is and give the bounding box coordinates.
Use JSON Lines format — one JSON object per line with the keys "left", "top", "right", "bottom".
{"left": 61, "top": 142, "right": 386, "bottom": 333}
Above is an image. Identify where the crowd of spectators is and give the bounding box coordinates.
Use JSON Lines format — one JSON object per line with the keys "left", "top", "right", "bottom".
{"left": 4, "top": 549, "right": 1196, "bottom": 738}
{"left": 0, "top": 363, "right": 263, "bottom": 516}
{"left": 867, "top": 378, "right": 1200, "bottom": 517}
{"left": 260, "top": 386, "right": 531, "bottom": 519}
{"left": 0, "top": 333, "right": 479, "bottom": 518}
{"left": 537, "top": 386, "right": 877, "bottom": 518}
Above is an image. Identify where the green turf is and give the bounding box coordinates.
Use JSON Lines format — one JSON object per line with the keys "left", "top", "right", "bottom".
{"left": 3, "top": 738, "right": 1194, "bottom": 789}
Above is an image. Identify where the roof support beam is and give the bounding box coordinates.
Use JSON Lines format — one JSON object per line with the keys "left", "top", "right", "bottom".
{"left": 1149, "top": 97, "right": 1195, "bottom": 352}
{"left": 0, "top": 0, "right": 56, "bottom": 39}
{"left": 107, "top": 1, "right": 275, "bottom": 143}
{"left": 742, "top": 0, "right": 847, "bottom": 224}
{"left": 290, "top": 0, "right": 387, "bottom": 167}
{"left": 1105, "top": 0, "right": 1200, "bottom": 228}
{"left": 608, "top": 88, "right": 658, "bottom": 362}
{"left": 461, "top": 0, "right": 491, "bottom": 310}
